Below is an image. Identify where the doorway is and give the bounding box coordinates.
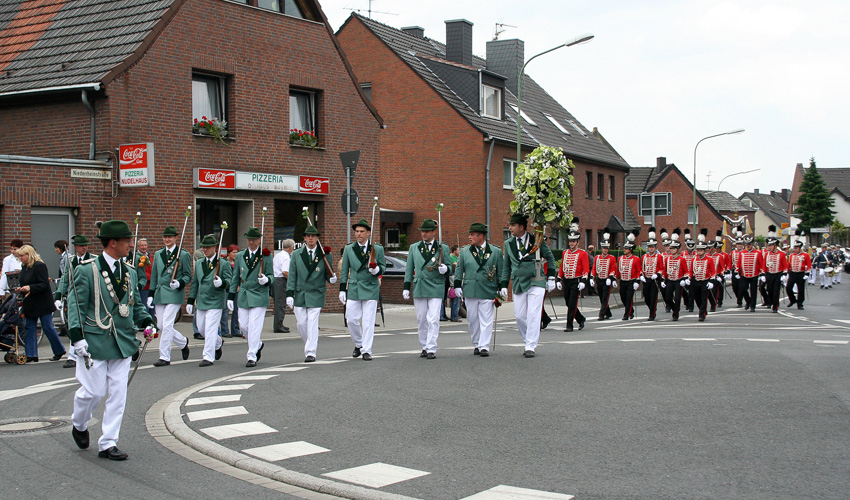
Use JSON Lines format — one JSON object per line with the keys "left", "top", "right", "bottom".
{"left": 31, "top": 208, "right": 75, "bottom": 279}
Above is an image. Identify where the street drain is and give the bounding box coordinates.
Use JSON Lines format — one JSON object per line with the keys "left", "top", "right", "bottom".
{"left": 0, "top": 417, "right": 70, "bottom": 437}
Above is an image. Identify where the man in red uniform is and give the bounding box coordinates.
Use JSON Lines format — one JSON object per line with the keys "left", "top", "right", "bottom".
{"left": 591, "top": 230, "right": 617, "bottom": 321}
{"left": 662, "top": 229, "right": 689, "bottom": 321}
{"left": 786, "top": 230, "right": 811, "bottom": 309}
{"left": 682, "top": 229, "right": 696, "bottom": 313}
{"left": 736, "top": 235, "right": 765, "bottom": 312}
{"left": 617, "top": 230, "right": 642, "bottom": 321}
{"left": 729, "top": 227, "right": 745, "bottom": 307}
{"left": 691, "top": 230, "right": 716, "bottom": 322}
{"left": 707, "top": 230, "right": 725, "bottom": 311}
{"left": 763, "top": 228, "right": 788, "bottom": 313}
{"left": 641, "top": 228, "right": 664, "bottom": 321}
{"left": 557, "top": 224, "right": 588, "bottom": 332}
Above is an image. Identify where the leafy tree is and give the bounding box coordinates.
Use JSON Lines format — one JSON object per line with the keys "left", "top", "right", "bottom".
{"left": 796, "top": 157, "right": 835, "bottom": 235}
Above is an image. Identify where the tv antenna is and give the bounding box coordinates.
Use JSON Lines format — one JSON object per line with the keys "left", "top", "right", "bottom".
{"left": 493, "top": 22, "right": 517, "bottom": 40}
{"left": 705, "top": 170, "right": 713, "bottom": 190}
{"left": 344, "top": 0, "right": 398, "bottom": 19}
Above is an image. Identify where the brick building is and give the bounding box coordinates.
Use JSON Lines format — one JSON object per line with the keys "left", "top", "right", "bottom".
{"left": 0, "top": 0, "right": 381, "bottom": 310}
{"left": 336, "top": 14, "right": 630, "bottom": 252}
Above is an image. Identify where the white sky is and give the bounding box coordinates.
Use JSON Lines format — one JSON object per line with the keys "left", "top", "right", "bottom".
{"left": 319, "top": 0, "right": 850, "bottom": 197}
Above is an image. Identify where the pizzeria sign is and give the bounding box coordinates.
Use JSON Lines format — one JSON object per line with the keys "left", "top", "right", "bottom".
{"left": 193, "top": 168, "right": 328, "bottom": 195}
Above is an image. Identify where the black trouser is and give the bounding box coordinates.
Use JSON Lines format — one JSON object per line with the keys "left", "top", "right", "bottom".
{"left": 562, "top": 278, "right": 585, "bottom": 328}
{"left": 273, "top": 277, "right": 288, "bottom": 330}
{"left": 683, "top": 280, "right": 694, "bottom": 311}
{"left": 765, "top": 273, "right": 783, "bottom": 311}
{"left": 620, "top": 280, "right": 637, "bottom": 320}
{"left": 693, "top": 280, "right": 710, "bottom": 320}
{"left": 739, "top": 276, "right": 759, "bottom": 310}
{"left": 664, "top": 279, "right": 683, "bottom": 319}
{"left": 713, "top": 276, "right": 724, "bottom": 307}
{"left": 707, "top": 280, "right": 717, "bottom": 311}
{"left": 786, "top": 272, "right": 806, "bottom": 307}
{"left": 759, "top": 280, "right": 769, "bottom": 305}
{"left": 595, "top": 279, "right": 612, "bottom": 320}
{"left": 643, "top": 278, "right": 660, "bottom": 319}
{"left": 731, "top": 273, "right": 742, "bottom": 306}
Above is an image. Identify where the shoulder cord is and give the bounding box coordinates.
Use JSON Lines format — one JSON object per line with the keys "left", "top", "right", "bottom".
{"left": 90, "top": 262, "right": 114, "bottom": 331}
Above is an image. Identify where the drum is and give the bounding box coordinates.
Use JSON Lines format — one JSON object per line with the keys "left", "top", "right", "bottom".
{"left": 824, "top": 267, "right": 835, "bottom": 276}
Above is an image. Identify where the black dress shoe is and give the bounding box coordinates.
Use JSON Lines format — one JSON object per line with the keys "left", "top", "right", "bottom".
{"left": 473, "top": 348, "right": 480, "bottom": 355}
{"left": 215, "top": 346, "right": 222, "bottom": 360}
{"left": 193, "top": 333, "right": 203, "bottom": 340}
{"left": 98, "top": 446, "right": 128, "bottom": 461}
{"left": 565, "top": 326, "right": 573, "bottom": 332}
{"left": 281, "top": 326, "right": 290, "bottom": 333}
{"left": 222, "top": 333, "right": 233, "bottom": 338}
{"left": 699, "top": 317, "right": 705, "bottom": 322}
{"left": 199, "top": 359, "right": 213, "bottom": 367}
{"left": 523, "top": 350, "right": 535, "bottom": 358}
{"left": 181, "top": 340, "right": 190, "bottom": 360}
{"left": 246, "top": 360, "right": 256, "bottom": 367}
{"left": 63, "top": 359, "right": 76, "bottom": 368}
{"left": 26, "top": 357, "right": 38, "bottom": 363}
{"left": 353, "top": 346, "right": 362, "bottom": 358}
{"left": 362, "top": 353, "right": 372, "bottom": 361}
{"left": 132, "top": 348, "right": 140, "bottom": 362}
{"left": 420, "top": 350, "right": 427, "bottom": 358}
{"left": 797, "top": 305, "right": 804, "bottom": 310}
{"left": 426, "top": 352, "right": 436, "bottom": 359}
{"left": 153, "top": 359, "right": 170, "bottom": 367}
{"left": 72, "top": 426, "right": 89, "bottom": 449}
{"left": 305, "top": 355, "right": 316, "bottom": 363}
{"left": 479, "top": 349, "right": 489, "bottom": 357}
{"left": 578, "top": 320, "right": 585, "bottom": 330}
{"left": 51, "top": 353, "right": 64, "bottom": 361}
{"left": 256, "top": 342, "right": 264, "bottom": 361}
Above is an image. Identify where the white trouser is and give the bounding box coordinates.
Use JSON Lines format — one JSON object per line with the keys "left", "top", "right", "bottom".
{"left": 239, "top": 307, "right": 266, "bottom": 361}
{"left": 514, "top": 286, "right": 545, "bottom": 351}
{"left": 466, "top": 297, "right": 495, "bottom": 350}
{"left": 807, "top": 271, "right": 816, "bottom": 284}
{"left": 197, "top": 308, "right": 223, "bottom": 362}
{"left": 156, "top": 303, "right": 185, "bottom": 362}
{"left": 295, "top": 307, "right": 321, "bottom": 356}
{"left": 72, "top": 357, "right": 131, "bottom": 451}
{"left": 346, "top": 299, "right": 378, "bottom": 354}
{"left": 820, "top": 269, "right": 831, "bottom": 287}
{"left": 414, "top": 297, "right": 442, "bottom": 353}
{"left": 835, "top": 270, "right": 842, "bottom": 283}
{"left": 67, "top": 337, "right": 78, "bottom": 362}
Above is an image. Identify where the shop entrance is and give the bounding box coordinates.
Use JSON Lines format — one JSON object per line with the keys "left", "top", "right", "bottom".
{"left": 274, "top": 200, "right": 320, "bottom": 249}
{"left": 196, "top": 199, "right": 254, "bottom": 250}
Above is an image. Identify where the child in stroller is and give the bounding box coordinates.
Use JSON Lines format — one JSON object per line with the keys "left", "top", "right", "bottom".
{"left": 0, "top": 293, "right": 27, "bottom": 364}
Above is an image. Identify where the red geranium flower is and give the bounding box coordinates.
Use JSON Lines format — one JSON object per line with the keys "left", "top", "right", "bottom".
{"left": 262, "top": 248, "right": 271, "bottom": 256}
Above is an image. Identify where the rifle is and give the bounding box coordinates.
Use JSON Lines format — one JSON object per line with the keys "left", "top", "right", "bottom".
{"left": 302, "top": 207, "right": 336, "bottom": 279}
{"left": 169, "top": 206, "right": 192, "bottom": 282}
{"left": 369, "top": 197, "right": 378, "bottom": 266}
{"left": 437, "top": 203, "right": 444, "bottom": 268}
{"left": 215, "top": 221, "right": 228, "bottom": 278}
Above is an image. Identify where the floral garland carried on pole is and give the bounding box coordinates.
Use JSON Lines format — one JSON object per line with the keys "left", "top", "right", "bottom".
{"left": 509, "top": 145, "right": 576, "bottom": 250}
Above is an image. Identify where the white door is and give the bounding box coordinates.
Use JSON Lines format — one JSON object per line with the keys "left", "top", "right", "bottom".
{"left": 30, "top": 208, "right": 75, "bottom": 280}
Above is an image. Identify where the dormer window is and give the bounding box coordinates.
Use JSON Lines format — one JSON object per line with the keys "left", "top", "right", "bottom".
{"left": 543, "top": 113, "right": 570, "bottom": 135}
{"left": 481, "top": 84, "right": 502, "bottom": 119}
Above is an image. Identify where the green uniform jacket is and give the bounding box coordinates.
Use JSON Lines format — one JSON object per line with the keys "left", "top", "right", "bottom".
{"left": 229, "top": 249, "right": 273, "bottom": 308}
{"left": 404, "top": 240, "right": 452, "bottom": 298}
{"left": 286, "top": 246, "right": 332, "bottom": 308}
{"left": 149, "top": 247, "right": 192, "bottom": 304}
{"left": 67, "top": 256, "right": 154, "bottom": 359}
{"left": 54, "top": 252, "right": 94, "bottom": 300}
{"left": 453, "top": 244, "right": 507, "bottom": 299}
{"left": 188, "top": 256, "right": 233, "bottom": 310}
{"left": 501, "top": 234, "right": 556, "bottom": 294}
{"left": 340, "top": 242, "right": 385, "bottom": 301}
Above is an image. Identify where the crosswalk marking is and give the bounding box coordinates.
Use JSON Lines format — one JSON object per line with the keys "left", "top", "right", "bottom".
{"left": 311, "top": 359, "right": 349, "bottom": 365}
{"left": 186, "top": 406, "right": 249, "bottom": 422}
{"left": 229, "top": 374, "right": 280, "bottom": 381}
{"left": 561, "top": 340, "right": 597, "bottom": 344}
{"left": 683, "top": 338, "right": 716, "bottom": 341}
{"left": 185, "top": 394, "right": 242, "bottom": 406}
{"left": 461, "top": 485, "right": 574, "bottom": 499}
{"left": 619, "top": 338, "right": 656, "bottom": 342}
{"left": 242, "top": 441, "right": 330, "bottom": 461}
{"left": 814, "top": 340, "right": 849, "bottom": 345}
{"left": 322, "top": 462, "right": 430, "bottom": 488}
{"left": 747, "top": 338, "right": 780, "bottom": 342}
{"left": 199, "top": 421, "right": 277, "bottom": 440}
{"left": 259, "top": 366, "right": 308, "bottom": 372}
{"left": 199, "top": 384, "right": 255, "bottom": 393}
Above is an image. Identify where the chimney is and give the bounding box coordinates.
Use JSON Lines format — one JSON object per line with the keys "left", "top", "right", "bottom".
{"left": 445, "top": 19, "right": 473, "bottom": 66}
{"left": 486, "top": 38, "right": 524, "bottom": 94}
{"left": 754, "top": 188, "right": 759, "bottom": 195}
{"left": 770, "top": 190, "right": 776, "bottom": 197}
{"left": 781, "top": 188, "right": 789, "bottom": 200}
{"left": 656, "top": 157, "right": 666, "bottom": 170}
{"left": 401, "top": 26, "right": 424, "bottom": 38}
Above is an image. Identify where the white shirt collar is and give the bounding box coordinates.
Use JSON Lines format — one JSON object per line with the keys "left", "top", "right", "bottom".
{"left": 166, "top": 245, "right": 176, "bottom": 253}
{"left": 103, "top": 253, "right": 119, "bottom": 272}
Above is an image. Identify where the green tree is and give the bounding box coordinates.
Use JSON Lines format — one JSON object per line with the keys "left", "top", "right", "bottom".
{"left": 796, "top": 157, "right": 835, "bottom": 235}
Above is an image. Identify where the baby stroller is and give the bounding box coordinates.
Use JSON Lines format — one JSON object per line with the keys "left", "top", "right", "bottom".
{"left": 0, "top": 293, "right": 26, "bottom": 365}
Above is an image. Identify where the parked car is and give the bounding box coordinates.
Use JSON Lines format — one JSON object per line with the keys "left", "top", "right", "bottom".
{"left": 383, "top": 252, "right": 408, "bottom": 276}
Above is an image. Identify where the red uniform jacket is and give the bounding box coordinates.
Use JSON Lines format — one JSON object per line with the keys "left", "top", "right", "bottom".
{"left": 736, "top": 250, "right": 765, "bottom": 278}
{"left": 709, "top": 251, "right": 726, "bottom": 275}
{"left": 691, "top": 255, "right": 716, "bottom": 281}
{"left": 788, "top": 251, "right": 811, "bottom": 273}
{"left": 763, "top": 250, "right": 788, "bottom": 274}
{"left": 591, "top": 254, "right": 617, "bottom": 279}
{"left": 642, "top": 252, "right": 665, "bottom": 278}
{"left": 664, "top": 254, "right": 689, "bottom": 280}
{"left": 617, "top": 254, "right": 641, "bottom": 281}
{"left": 559, "top": 249, "right": 589, "bottom": 279}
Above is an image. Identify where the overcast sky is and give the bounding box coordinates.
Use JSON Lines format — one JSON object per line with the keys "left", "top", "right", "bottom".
{"left": 320, "top": 0, "right": 849, "bottom": 197}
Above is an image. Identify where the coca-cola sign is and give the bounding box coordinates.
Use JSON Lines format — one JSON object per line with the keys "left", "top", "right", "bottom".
{"left": 118, "top": 143, "right": 155, "bottom": 187}
{"left": 299, "top": 176, "right": 329, "bottom": 195}
{"left": 197, "top": 168, "right": 235, "bottom": 189}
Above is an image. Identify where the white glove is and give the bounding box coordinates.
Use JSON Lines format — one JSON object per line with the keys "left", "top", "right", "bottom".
{"left": 716, "top": 276, "right": 722, "bottom": 282}
{"left": 438, "top": 263, "right": 448, "bottom": 274}
{"left": 577, "top": 282, "right": 585, "bottom": 291}
{"left": 605, "top": 278, "right": 611, "bottom": 286}
{"left": 54, "top": 300, "right": 62, "bottom": 311}
{"left": 685, "top": 278, "right": 691, "bottom": 286}
{"left": 735, "top": 274, "right": 741, "bottom": 280}
{"left": 329, "top": 275, "right": 338, "bottom": 284}
{"left": 455, "top": 288, "right": 463, "bottom": 299}
{"left": 679, "top": 280, "right": 687, "bottom": 287}
{"left": 640, "top": 275, "right": 646, "bottom": 283}
{"left": 73, "top": 339, "right": 89, "bottom": 358}
{"left": 213, "top": 275, "right": 223, "bottom": 288}
{"left": 633, "top": 282, "right": 639, "bottom": 290}
{"left": 781, "top": 275, "right": 788, "bottom": 285}
{"left": 403, "top": 290, "right": 411, "bottom": 300}
{"left": 661, "top": 280, "right": 667, "bottom": 288}
{"left": 339, "top": 291, "right": 347, "bottom": 304}
{"left": 707, "top": 282, "right": 714, "bottom": 290}
{"left": 170, "top": 279, "right": 180, "bottom": 290}
{"left": 186, "top": 304, "right": 194, "bottom": 315}
{"left": 589, "top": 278, "right": 595, "bottom": 288}
{"left": 613, "top": 280, "right": 619, "bottom": 288}
{"left": 258, "top": 274, "right": 269, "bottom": 285}
{"left": 369, "top": 266, "right": 380, "bottom": 275}
{"left": 499, "top": 288, "right": 508, "bottom": 300}
{"left": 546, "top": 277, "right": 556, "bottom": 292}
{"left": 759, "top": 275, "right": 766, "bottom": 283}
{"left": 556, "top": 280, "right": 563, "bottom": 290}
{"left": 147, "top": 296, "right": 154, "bottom": 308}
{"left": 286, "top": 297, "right": 294, "bottom": 308}
{"left": 227, "top": 300, "right": 234, "bottom": 312}
{"left": 651, "top": 273, "right": 658, "bottom": 280}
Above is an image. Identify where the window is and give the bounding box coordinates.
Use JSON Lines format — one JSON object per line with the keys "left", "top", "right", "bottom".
{"left": 360, "top": 83, "right": 372, "bottom": 101}
{"left": 481, "top": 84, "right": 502, "bottom": 119}
{"left": 503, "top": 159, "right": 518, "bottom": 189}
{"left": 568, "top": 119, "right": 587, "bottom": 137}
{"left": 688, "top": 205, "right": 699, "bottom": 225}
{"left": 192, "top": 73, "right": 226, "bottom": 126}
{"left": 639, "top": 192, "right": 672, "bottom": 216}
{"left": 597, "top": 173, "right": 604, "bottom": 200}
{"left": 290, "top": 89, "right": 316, "bottom": 135}
{"left": 585, "top": 172, "right": 593, "bottom": 198}
{"left": 509, "top": 104, "right": 537, "bottom": 126}
{"left": 385, "top": 228, "right": 400, "bottom": 249}
{"left": 609, "top": 175, "right": 615, "bottom": 200}
{"left": 585, "top": 229, "right": 592, "bottom": 244}
{"left": 543, "top": 113, "right": 570, "bottom": 135}
{"left": 258, "top": 0, "right": 305, "bottom": 18}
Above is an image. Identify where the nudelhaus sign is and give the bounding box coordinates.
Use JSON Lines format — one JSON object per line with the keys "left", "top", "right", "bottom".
{"left": 119, "top": 143, "right": 155, "bottom": 187}
{"left": 193, "top": 168, "right": 328, "bottom": 195}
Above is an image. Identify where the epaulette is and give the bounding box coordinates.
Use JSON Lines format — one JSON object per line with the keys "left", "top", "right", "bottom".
{"left": 81, "top": 257, "right": 97, "bottom": 264}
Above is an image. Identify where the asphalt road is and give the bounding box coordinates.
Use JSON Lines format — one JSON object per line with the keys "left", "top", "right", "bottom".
{"left": 2, "top": 279, "right": 849, "bottom": 500}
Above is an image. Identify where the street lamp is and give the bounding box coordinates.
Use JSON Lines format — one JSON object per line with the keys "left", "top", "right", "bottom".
{"left": 716, "top": 168, "right": 760, "bottom": 192}
{"left": 516, "top": 33, "right": 594, "bottom": 168}
{"left": 692, "top": 128, "right": 745, "bottom": 237}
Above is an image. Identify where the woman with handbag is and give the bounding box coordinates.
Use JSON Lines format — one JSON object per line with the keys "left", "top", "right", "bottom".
{"left": 14, "top": 245, "right": 66, "bottom": 362}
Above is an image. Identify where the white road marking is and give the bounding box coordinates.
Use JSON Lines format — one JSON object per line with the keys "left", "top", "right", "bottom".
{"left": 185, "top": 394, "right": 242, "bottom": 406}
{"left": 258, "top": 366, "right": 308, "bottom": 372}
{"left": 186, "top": 406, "right": 249, "bottom": 422}
{"left": 311, "top": 359, "right": 349, "bottom": 365}
{"left": 322, "top": 462, "right": 430, "bottom": 488}
{"left": 561, "top": 341, "right": 598, "bottom": 344}
{"left": 835, "top": 320, "right": 850, "bottom": 324}
{"left": 814, "top": 340, "right": 849, "bottom": 345}
{"left": 441, "top": 330, "right": 467, "bottom": 333}
{"left": 0, "top": 378, "right": 78, "bottom": 402}
{"left": 373, "top": 333, "right": 395, "bottom": 336}
{"left": 242, "top": 441, "right": 330, "bottom": 461}
{"left": 682, "top": 338, "right": 717, "bottom": 341}
{"left": 200, "top": 421, "right": 277, "bottom": 440}
{"left": 229, "top": 374, "right": 280, "bottom": 381}
{"left": 461, "top": 485, "right": 575, "bottom": 499}
{"left": 199, "top": 384, "right": 255, "bottom": 393}
{"left": 747, "top": 339, "right": 780, "bottom": 342}
{"left": 618, "top": 339, "right": 656, "bottom": 342}
{"left": 328, "top": 334, "right": 350, "bottom": 338}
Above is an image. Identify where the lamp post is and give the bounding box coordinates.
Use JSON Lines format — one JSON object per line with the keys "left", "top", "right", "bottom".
{"left": 692, "top": 128, "right": 745, "bottom": 237}
{"left": 716, "top": 168, "right": 760, "bottom": 192}
{"left": 516, "top": 33, "right": 594, "bottom": 169}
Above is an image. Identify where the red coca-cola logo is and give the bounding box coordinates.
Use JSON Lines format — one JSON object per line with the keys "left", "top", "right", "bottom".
{"left": 198, "top": 168, "right": 235, "bottom": 189}
{"left": 119, "top": 144, "right": 147, "bottom": 168}
{"left": 300, "top": 176, "right": 329, "bottom": 194}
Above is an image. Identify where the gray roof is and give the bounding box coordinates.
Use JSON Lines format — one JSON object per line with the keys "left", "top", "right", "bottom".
{"left": 625, "top": 165, "right": 672, "bottom": 195}
{"left": 0, "top": 0, "right": 178, "bottom": 95}
{"left": 814, "top": 167, "right": 850, "bottom": 200}
{"left": 345, "top": 14, "right": 630, "bottom": 170}
{"left": 739, "top": 191, "right": 790, "bottom": 226}
{"left": 701, "top": 190, "right": 755, "bottom": 213}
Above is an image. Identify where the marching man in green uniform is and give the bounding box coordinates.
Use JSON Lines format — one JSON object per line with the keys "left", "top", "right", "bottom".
{"left": 340, "top": 219, "right": 385, "bottom": 361}
{"left": 54, "top": 234, "right": 94, "bottom": 369}
{"left": 67, "top": 220, "right": 155, "bottom": 460}
{"left": 453, "top": 223, "right": 504, "bottom": 357}
{"left": 187, "top": 235, "right": 232, "bottom": 366}
{"left": 403, "top": 219, "right": 452, "bottom": 359}
{"left": 286, "top": 226, "right": 336, "bottom": 362}
{"left": 228, "top": 227, "right": 273, "bottom": 367}
{"left": 147, "top": 226, "right": 192, "bottom": 366}
{"left": 501, "top": 213, "right": 557, "bottom": 358}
